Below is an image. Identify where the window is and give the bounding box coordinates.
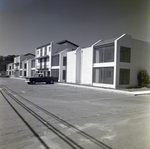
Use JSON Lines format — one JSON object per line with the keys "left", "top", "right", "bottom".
{"left": 93, "top": 67, "right": 114, "bottom": 84}
{"left": 20, "top": 63, "right": 22, "bottom": 69}
{"left": 48, "top": 71, "right": 50, "bottom": 76}
{"left": 94, "top": 44, "right": 114, "bottom": 63}
{"left": 24, "top": 71, "right": 26, "bottom": 77}
{"left": 40, "top": 49, "right": 42, "bottom": 56}
{"left": 24, "top": 63, "right": 27, "bottom": 69}
{"left": 63, "top": 70, "right": 66, "bottom": 80}
{"left": 52, "top": 55, "right": 59, "bottom": 66}
{"left": 20, "top": 71, "right": 22, "bottom": 76}
{"left": 37, "top": 50, "right": 39, "bottom": 55}
{"left": 63, "top": 57, "right": 67, "bottom": 66}
{"left": 45, "top": 47, "right": 47, "bottom": 55}
{"left": 31, "top": 70, "right": 35, "bottom": 76}
{"left": 119, "top": 69, "right": 130, "bottom": 85}
{"left": 51, "top": 69, "right": 59, "bottom": 78}
{"left": 31, "top": 60, "right": 35, "bottom": 68}
{"left": 9, "top": 66, "right": 11, "bottom": 70}
{"left": 120, "top": 46, "right": 131, "bottom": 63}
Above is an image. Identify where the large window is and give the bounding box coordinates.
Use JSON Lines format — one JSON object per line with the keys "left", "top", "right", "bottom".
{"left": 94, "top": 45, "right": 114, "bottom": 63}
{"left": 44, "top": 47, "right": 47, "bottom": 55}
{"left": 119, "top": 69, "right": 130, "bottom": 85}
{"left": 24, "top": 63, "right": 27, "bottom": 69}
{"left": 120, "top": 46, "right": 131, "bottom": 63}
{"left": 51, "top": 69, "right": 59, "bottom": 78}
{"left": 52, "top": 55, "right": 59, "bottom": 66}
{"left": 24, "top": 71, "right": 26, "bottom": 77}
{"left": 31, "top": 70, "right": 35, "bottom": 76}
{"left": 63, "top": 57, "right": 67, "bottom": 66}
{"left": 31, "top": 60, "right": 35, "bottom": 68}
{"left": 20, "top": 70, "right": 22, "bottom": 76}
{"left": 20, "top": 63, "right": 22, "bottom": 69}
{"left": 93, "top": 67, "right": 114, "bottom": 84}
{"left": 63, "top": 70, "right": 66, "bottom": 80}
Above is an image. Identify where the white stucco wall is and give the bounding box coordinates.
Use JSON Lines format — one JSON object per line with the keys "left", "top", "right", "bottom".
{"left": 59, "top": 50, "right": 67, "bottom": 82}
{"left": 76, "top": 48, "right": 81, "bottom": 84}
{"left": 81, "top": 47, "right": 93, "bottom": 85}
{"left": 130, "top": 39, "right": 150, "bottom": 87}
{"left": 115, "top": 34, "right": 132, "bottom": 88}
{"left": 116, "top": 34, "right": 150, "bottom": 88}
{"left": 66, "top": 51, "right": 76, "bottom": 83}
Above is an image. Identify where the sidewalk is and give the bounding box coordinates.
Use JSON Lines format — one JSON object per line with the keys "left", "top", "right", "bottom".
{"left": 10, "top": 76, "right": 25, "bottom": 80}
{"left": 57, "top": 83, "right": 150, "bottom": 96}
{"left": 10, "top": 77, "right": 150, "bottom": 96}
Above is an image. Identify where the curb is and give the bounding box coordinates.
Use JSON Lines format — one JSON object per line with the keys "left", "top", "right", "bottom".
{"left": 57, "top": 83, "right": 150, "bottom": 96}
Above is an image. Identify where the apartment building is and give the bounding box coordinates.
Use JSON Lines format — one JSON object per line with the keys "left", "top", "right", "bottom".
{"left": 12, "top": 53, "right": 35, "bottom": 77}
{"left": 36, "top": 40, "right": 78, "bottom": 82}
{"left": 67, "top": 34, "right": 150, "bottom": 89}
{"left": 7, "top": 63, "right": 14, "bottom": 76}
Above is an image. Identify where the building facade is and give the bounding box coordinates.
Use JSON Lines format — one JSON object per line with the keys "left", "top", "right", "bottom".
{"left": 7, "top": 63, "right": 14, "bottom": 76}
{"left": 35, "top": 40, "right": 78, "bottom": 82}
{"left": 7, "top": 53, "right": 35, "bottom": 78}
{"left": 67, "top": 34, "right": 150, "bottom": 89}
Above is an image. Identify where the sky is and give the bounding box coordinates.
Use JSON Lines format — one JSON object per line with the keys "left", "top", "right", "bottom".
{"left": 0, "top": 0, "right": 150, "bottom": 56}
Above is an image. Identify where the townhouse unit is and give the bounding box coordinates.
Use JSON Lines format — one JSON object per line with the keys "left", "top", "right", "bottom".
{"left": 35, "top": 40, "right": 78, "bottom": 82}
{"left": 7, "top": 63, "right": 14, "bottom": 76}
{"left": 20, "top": 57, "right": 36, "bottom": 78}
{"left": 12, "top": 53, "right": 35, "bottom": 77}
{"left": 67, "top": 34, "right": 150, "bottom": 89}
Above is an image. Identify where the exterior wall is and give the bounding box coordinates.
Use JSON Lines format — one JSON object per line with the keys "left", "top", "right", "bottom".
{"left": 130, "top": 39, "right": 150, "bottom": 87}
{"left": 81, "top": 47, "right": 93, "bottom": 85}
{"left": 14, "top": 54, "right": 35, "bottom": 77}
{"left": 67, "top": 51, "right": 76, "bottom": 83}
{"left": 6, "top": 63, "right": 14, "bottom": 76}
{"left": 115, "top": 34, "right": 132, "bottom": 88}
{"left": 36, "top": 44, "right": 51, "bottom": 76}
{"left": 14, "top": 55, "right": 20, "bottom": 77}
{"left": 59, "top": 50, "right": 67, "bottom": 82}
{"left": 76, "top": 48, "right": 82, "bottom": 84}
{"left": 115, "top": 34, "right": 150, "bottom": 88}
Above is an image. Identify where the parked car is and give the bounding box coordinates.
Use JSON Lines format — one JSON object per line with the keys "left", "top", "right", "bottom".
{"left": 25, "top": 73, "right": 58, "bottom": 84}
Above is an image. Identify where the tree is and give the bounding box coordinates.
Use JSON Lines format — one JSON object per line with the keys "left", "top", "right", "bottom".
{"left": 0, "top": 55, "right": 15, "bottom": 72}
{"left": 137, "top": 70, "right": 150, "bottom": 87}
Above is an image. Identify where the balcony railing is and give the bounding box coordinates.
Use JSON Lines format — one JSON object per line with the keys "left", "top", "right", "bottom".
{"left": 14, "top": 67, "right": 19, "bottom": 71}
{"left": 36, "top": 55, "right": 49, "bottom": 59}
{"left": 36, "top": 65, "right": 49, "bottom": 70}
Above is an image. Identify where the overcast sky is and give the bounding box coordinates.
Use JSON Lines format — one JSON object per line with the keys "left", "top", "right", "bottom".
{"left": 0, "top": 0, "right": 150, "bottom": 56}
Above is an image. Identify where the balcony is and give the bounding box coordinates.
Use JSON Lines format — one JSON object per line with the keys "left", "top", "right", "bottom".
{"left": 14, "top": 67, "right": 19, "bottom": 71}
{"left": 36, "top": 65, "right": 49, "bottom": 70}
{"left": 36, "top": 55, "right": 49, "bottom": 59}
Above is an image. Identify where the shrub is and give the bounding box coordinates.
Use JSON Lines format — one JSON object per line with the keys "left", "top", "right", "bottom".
{"left": 137, "top": 70, "right": 150, "bottom": 87}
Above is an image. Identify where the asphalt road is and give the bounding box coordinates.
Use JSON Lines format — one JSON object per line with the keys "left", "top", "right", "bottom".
{"left": 0, "top": 77, "right": 150, "bottom": 149}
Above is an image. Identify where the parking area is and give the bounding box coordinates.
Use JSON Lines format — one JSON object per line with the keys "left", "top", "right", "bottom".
{"left": 1, "top": 77, "right": 150, "bottom": 149}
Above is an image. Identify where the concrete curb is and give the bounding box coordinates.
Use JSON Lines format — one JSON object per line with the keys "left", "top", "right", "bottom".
{"left": 57, "top": 83, "right": 150, "bottom": 96}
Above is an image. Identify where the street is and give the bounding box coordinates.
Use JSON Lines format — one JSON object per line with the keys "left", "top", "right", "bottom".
{"left": 0, "top": 77, "right": 150, "bottom": 149}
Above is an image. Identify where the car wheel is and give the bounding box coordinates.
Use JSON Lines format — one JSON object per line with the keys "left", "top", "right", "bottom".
{"left": 50, "top": 80, "right": 54, "bottom": 84}
{"left": 32, "top": 81, "right": 35, "bottom": 84}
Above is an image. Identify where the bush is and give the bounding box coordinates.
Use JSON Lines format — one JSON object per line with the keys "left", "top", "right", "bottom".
{"left": 137, "top": 70, "right": 150, "bottom": 87}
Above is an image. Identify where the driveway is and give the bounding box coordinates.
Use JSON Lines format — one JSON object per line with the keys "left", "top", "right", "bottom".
{"left": 0, "top": 77, "right": 150, "bottom": 149}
